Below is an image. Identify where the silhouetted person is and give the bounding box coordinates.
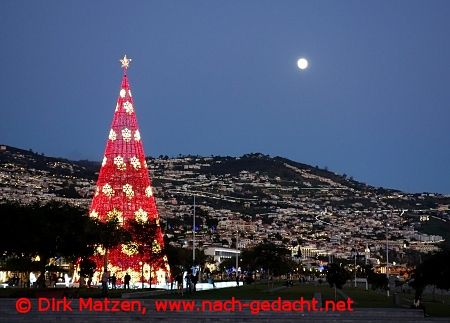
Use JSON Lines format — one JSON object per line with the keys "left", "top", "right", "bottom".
{"left": 111, "top": 274, "right": 117, "bottom": 289}
{"left": 176, "top": 273, "right": 183, "bottom": 295}
{"left": 124, "top": 273, "right": 131, "bottom": 289}
{"left": 192, "top": 273, "right": 198, "bottom": 292}
{"left": 101, "top": 270, "right": 110, "bottom": 296}
{"left": 186, "top": 273, "right": 192, "bottom": 293}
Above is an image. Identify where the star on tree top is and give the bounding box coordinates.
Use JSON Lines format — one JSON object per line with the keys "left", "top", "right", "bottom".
{"left": 120, "top": 55, "right": 132, "bottom": 69}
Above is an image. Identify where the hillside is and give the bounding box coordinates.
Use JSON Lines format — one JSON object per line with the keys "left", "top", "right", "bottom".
{"left": 1, "top": 144, "right": 449, "bottom": 258}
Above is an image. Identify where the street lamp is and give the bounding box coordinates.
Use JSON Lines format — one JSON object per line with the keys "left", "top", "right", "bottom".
{"left": 386, "top": 222, "right": 390, "bottom": 297}
{"left": 351, "top": 248, "right": 357, "bottom": 288}
{"left": 235, "top": 229, "right": 240, "bottom": 286}
{"left": 139, "top": 261, "right": 144, "bottom": 289}
{"left": 193, "top": 194, "right": 196, "bottom": 265}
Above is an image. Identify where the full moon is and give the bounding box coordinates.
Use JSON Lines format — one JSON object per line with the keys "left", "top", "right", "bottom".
{"left": 297, "top": 58, "right": 308, "bottom": 70}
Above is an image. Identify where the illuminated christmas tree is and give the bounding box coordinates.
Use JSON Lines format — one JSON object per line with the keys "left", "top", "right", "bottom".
{"left": 85, "top": 55, "right": 169, "bottom": 285}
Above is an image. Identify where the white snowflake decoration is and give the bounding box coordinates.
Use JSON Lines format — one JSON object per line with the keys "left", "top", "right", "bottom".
{"left": 120, "top": 89, "right": 126, "bottom": 98}
{"left": 109, "top": 129, "right": 117, "bottom": 141}
{"left": 122, "top": 128, "right": 132, "bottom": 142}
{"left": 107, "top": 208, "right": 123, "bottom": 224}
{"left": 102, "top": 183, "right": 114, "bottom": 197}
{"left": 152, "top": 240, "right": 161, "bottom": 253}
{"left": 102, "top": 156, "right": 107, "bottom": 167}
{"left": 134, "top": 130, "right": 141, "bottom": 141}
{"left": 121, "top": 243, "right": 139, "bottom": 256}
{"left": 96, "top": 246, "right": 106, "bottom": 256}
{"left": 113, "top": 156, "right": 126, "bottom": 170}
{"left": 123, "top": 101, "right": 134, "bottom": 114}
{"left": 90, "top": 210, "right": 99, "bottom": 219}
{"left": 145, "top": 186, "right": 153, "bottom": 197}
{"left": 155, "top": 218, "right": 160, "bottom": 226}
{"left": 134, "top": 208, "right": 148, "bottom": 222}
{"left": 130, "top": 156, "right": 141, "bottom": 170}
{"left": 114, "top": 156, "right": 123, "bottom": 164}
{"left": 123, "top": 183, "right": 134, "bottom": 199}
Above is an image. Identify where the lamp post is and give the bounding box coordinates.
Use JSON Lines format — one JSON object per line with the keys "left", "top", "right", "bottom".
{"left": 139, "top": 261, "right": 144, "bottom": 289}
{"left": 193, "top": 194, "right": 196, "bottom": 265}
{"left": 351, "top": 248, "right": 357, "bottom": 288}
{"left": 386, "top": 223, "right": 390, "bottom": 297}
{"left": 236, "top": 229, "right": 239, "bottom": 285}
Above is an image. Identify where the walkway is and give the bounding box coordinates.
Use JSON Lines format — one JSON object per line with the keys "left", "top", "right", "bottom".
{"left": 0, "top": 298, "right": 447, "bottom": 322}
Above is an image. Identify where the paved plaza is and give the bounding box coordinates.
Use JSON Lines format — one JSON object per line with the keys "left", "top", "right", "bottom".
{"left": 1, "top": 298, "right": 448, "bottom": 322}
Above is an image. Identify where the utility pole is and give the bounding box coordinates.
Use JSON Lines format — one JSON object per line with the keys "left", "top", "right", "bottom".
{"left": 193, "top": 194, "right": 196, "bottom": 264}
{"left": 386, "top": 222, "right": 390, "bottom": 297}
{"left": 236, "top": 229, "right": 239, "bottom": 274}
{"left": 351, "top": 248, "right": 357, "bottom": 288}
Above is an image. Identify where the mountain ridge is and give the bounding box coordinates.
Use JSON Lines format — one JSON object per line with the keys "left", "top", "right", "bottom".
{"left": 1, "top": 143, "right": 449, "bottom": 254}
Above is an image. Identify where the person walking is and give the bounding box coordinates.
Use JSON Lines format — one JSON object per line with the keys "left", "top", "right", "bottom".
{"left": 124, "top": 272, "right": 131, "bottom": 290}
{"left": 101, "top": 270, "right": 110, "bottom": 296}
{"left": 111, "top": 274, "right": 117, "bottom": 289}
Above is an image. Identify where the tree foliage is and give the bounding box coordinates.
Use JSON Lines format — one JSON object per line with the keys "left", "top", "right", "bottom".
{"left": 240, "top": 242, "right": 294, "bottom": 276}
{"left": 410, "top": 248, "right": 450, "bottom": 299}
{"left": 367, "top": 270, "right": 388, "bottom": 290}
{"left": 326, "top": 263, "right": 350, "bottom": 289}
{"left": 0, "top": 201, "right": 129, "bottom": 280}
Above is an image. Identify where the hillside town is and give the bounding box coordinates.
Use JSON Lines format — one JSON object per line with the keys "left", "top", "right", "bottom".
{"left": 1, "top": 144, "right": 449, "bottom": 271}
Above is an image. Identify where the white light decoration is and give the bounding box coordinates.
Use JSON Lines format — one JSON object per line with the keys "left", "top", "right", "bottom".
{"left": 130, "top": 156, "right": 141, "bottom": 170}
{"left": 114, "top": 156, "right": 126, "bottom": 170}
{"left": 134, "top": 130, "right": 141, "bottom": 141}
{"left": 155, "top": 218, "right": 160, "bottom": 226}
{"left": 120, "top": 55, "right": 132, "bottom": 69}
{"left": 102, "top": 156, "right": 107, "bottom": 167}
{"left": 123, "top": 101, "right": 134, "bottom": 114}
{"left": 143, "top": 159, "right": 148, "bottom": 168}
{"left": 96, "top": 246, "right": 106, "bottom": 256}
{"left": 145, "top": 186, "right": 153, "bottom": 197}
{"left": 134, "top": 208, "right": 148, "bottom": 222}
{"left": 95, "top": 186, "right": 100, "bottom": 196}
{"left": 107, "top": 208, "right": 123, "bottom": 224}
{"left": 122, "top": 128, "right": 132, "bottom": 142}
{"left": 152, "top": 240, "right": 161, "bottom": 253}
{"left": 115, "top": 103, "right": 119, "bottom": 112}
{"left": 123, "top": 183, "right": 134, "bottom": 198}
{"left": 114, "top": 156, "right": 124, "bottom": 164}
{"left": 122, "top": 243, "right": 139, "bottom": 256}
{"left": 90, "top": 210, "right": 99, "bottom": 219}
{"left": 128, "top": 90, "right": 132, "bottom": 97}
{"left": 102, "top": 183, "right": 114, "bottom": 197}
{"left": 120, "top": 89, "right": 126, "bottom": 98}
{"left": 109, "top": 129, "right": 117, "bottom": 141}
